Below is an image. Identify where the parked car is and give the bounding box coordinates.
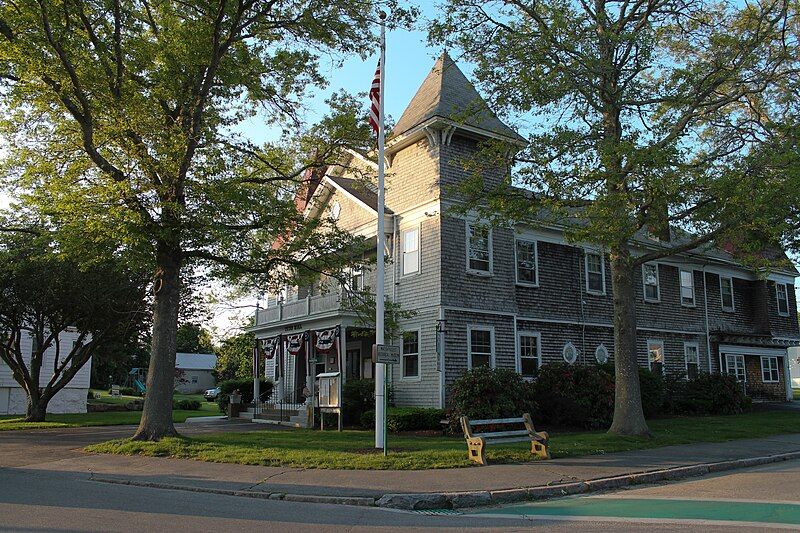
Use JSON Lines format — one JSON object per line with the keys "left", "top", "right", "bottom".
{"left": 203, "top": 387, "right": 221, "bottom": 401}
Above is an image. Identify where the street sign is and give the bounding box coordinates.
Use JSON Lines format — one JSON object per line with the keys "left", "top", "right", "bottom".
{"left": 373, "top": 344, "right": 400, "bottom": 364}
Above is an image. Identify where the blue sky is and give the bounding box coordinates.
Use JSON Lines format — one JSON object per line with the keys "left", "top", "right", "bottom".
{"left": 235, "top": 3, "right": 447, "bottom": 146}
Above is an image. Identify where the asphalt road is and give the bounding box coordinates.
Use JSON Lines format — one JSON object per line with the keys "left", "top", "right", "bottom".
{"left": 2, "top": 422, "right": 799, "bottom": 531}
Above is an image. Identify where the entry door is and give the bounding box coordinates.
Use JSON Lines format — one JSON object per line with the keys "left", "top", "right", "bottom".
{"left": 346, "top": 348, "right": 361, "bottom": 380}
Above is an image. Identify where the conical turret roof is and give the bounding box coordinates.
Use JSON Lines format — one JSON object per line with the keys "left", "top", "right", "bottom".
{"left": 390, "top": 51, "right": 524, "bottom": 142}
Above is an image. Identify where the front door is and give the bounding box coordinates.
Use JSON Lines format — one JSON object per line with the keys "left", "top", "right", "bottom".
{"left": 346, "top": 348, "right": 361, "bottom": 380}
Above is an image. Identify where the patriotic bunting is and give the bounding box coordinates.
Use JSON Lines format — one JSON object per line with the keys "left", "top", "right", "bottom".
{"left": 286, "top": 332, "right": 306, "bottom": 356}
{"left": 260, "top": 336, "right": 281, "bottom": 360}
{"left": 314, "top": 326, "right": 340, "bottom": 353}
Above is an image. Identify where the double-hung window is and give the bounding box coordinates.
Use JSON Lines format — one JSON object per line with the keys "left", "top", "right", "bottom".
{"left": 518, "top": 332, "right": 540, "bottom": 378}
{"left": 402, "top": 331, "right": 420, "bottom": 378}
{"left": 643, "top": 264, "right": 660, "bottom": 302}
{"left": 468, "top": 327, "right": 493, "bottom": 369}
{"left": 684, "top": 343, "right": 700, "bottom": 379}
{"left": 725, "top": 354, "right": 745, "bottom": 382}
{"left": 720, "top": 276, "right": 735, "bottom": 311}
{"left": 585, "top": 251, "right": 605, "bottom": 294}
{"left": 680, "top": 270, "right": 696, "bottom": 306}
{"left": 648, "top": 340, "right": 665, "bottom": 375}
{"left": 401, "top": 227, "right": 420, "bottom": 276}
{"left": 467, "top": 222, "right": 492, "bottom": 274}
{"left": 776, "top": 283, "right": 790, "bottom": 316}
{"left": 761, "top": 356, "right": 780, "bottom": 383}
{"left": 515, "top": 239, "right": 538, "bottom": 285}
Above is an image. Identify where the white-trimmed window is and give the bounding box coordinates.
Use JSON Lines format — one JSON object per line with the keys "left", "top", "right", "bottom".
{"left": 761, "top": 356, "right": 780, "bottom": 383}
{"left": 468, "top": 326, "right": 493, "bottom": 369}
{"left": 518, "top": 332, "right": 541, "bottom": 378}
{"left": 401, "top": 227, "right": 420, "bottom": 276}
{"left": 515, "top": 239, "right": 538, "bottom": 286}
{"left": 720, "top": 276, "right": 735, "bottom": 311}
{"left": 402, "top": 330, "right": 420, "bottom": 378}
{"left": 466, "top": 222, "right": 492, "bottom": 274}
{"left": 648, "top": 340, "right": 665, "bottom": 375}
{"left": 680, "top": 270, "right": 696, "bottom": 306}
{"left": 776, "top": 283, "right": 790, "bottom": 317}
{"left": 595, "top": 344, "right": 609, "bottom": 364}
{"left": 684, "top": 342, "right": 700, "bottom": 379}
{"left": 562, "top": 341, "right": 578, "bottom": 364}
{"left": 725, "top": 354, "right": 745, "bottom": 382}
{"left": 643, "top": 264, "right": 660, "bottom": 302}
{"left": 585, "top": 252, "right": 605, "bottom": 294}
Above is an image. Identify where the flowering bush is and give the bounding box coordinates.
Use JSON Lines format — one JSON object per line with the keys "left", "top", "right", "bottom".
{"left": 532, "top": 363, "right": 616, "bottom": 429}
{"left": 447, "top": 367, "right": 537, "bottom": 431}
{"left": 663, "top": 372, "right": 750, "bottom": 415}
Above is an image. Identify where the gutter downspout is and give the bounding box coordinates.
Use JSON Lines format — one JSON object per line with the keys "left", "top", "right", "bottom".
{"left": 702, "top": 264, "right": 713, "bottom": 373}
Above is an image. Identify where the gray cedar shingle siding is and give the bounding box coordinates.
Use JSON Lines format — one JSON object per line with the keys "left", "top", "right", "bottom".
{"left": 271, "top": 53, "right": 798, "bottom": 409}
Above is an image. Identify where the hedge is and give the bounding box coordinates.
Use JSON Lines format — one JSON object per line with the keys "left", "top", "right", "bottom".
{"left": 361, "top": 407, "right": 446, "bottom": 432}
{"left": 173, "top": 399, "right": 201, "bottom": 410}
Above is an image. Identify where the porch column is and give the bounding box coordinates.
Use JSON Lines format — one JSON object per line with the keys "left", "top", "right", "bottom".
{"left": 340, "top": 324, "right": 348, "bottom": 383}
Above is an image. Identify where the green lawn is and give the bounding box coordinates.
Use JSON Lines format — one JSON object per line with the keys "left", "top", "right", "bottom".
{"left": 0, "top": 390, "right": 221, "bottom": 431}
{"left": 87, "top": 410, "right": 800, "bottom": 470}
{"left": 794, "top": 388, "right": 799, "bottom": 400}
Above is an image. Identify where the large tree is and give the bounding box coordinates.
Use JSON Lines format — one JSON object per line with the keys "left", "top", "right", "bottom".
{"left": 0, "top": 230, "right": 148, "bottom": 421}
{"left": 0, "top": 0, "right": 408, "bottom": 439}
{"left": 433, "top": 0, "right": 800, "bottom": 435}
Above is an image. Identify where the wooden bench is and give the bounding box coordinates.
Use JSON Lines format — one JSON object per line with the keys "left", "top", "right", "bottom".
{"left": 460, "top": 413, "right": 550, "bottom": 465}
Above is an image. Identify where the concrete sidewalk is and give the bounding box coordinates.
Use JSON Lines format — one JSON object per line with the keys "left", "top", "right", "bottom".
{"left": 5, "top": 421, "right": 800, "bottom": 508}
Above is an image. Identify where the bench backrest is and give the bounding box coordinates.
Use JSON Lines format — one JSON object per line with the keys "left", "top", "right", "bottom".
{"left": 460, "top": 413, "right": 539, "bottom": 442}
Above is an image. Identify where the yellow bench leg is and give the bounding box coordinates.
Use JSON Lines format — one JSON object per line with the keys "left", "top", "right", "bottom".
{"left": 531, "top": 430, "right": 551, "bottom": 460}
{"left": 467, "top": 437, "right": 486, "bottom": 465}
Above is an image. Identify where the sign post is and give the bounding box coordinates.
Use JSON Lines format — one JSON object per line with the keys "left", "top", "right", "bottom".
{"left": 373, "top": 344, "right": 399, "bottom": 456}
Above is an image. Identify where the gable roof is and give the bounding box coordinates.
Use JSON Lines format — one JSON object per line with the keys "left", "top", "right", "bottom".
{"left": 391, "top": 51, "right": 525, "bottom": 143}
{"left": 175, "top": 353, "right": 216, "bottom": 371}
{"left": 326, "top": 175, "right": 394, "bottom": 214}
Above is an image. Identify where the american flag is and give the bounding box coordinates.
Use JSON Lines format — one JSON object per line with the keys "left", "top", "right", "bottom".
{"left": 369, "top": 57, "right": 382, "bottom": 135}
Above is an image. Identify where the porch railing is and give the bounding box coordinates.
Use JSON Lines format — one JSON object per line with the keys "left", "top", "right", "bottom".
{"left": 255, "top": 292, "right": 357, "bottom": 326}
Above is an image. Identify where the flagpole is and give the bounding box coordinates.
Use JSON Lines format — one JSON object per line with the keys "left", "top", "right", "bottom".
{"left": 374, "top": 11, "right": 387, "bottom": 450}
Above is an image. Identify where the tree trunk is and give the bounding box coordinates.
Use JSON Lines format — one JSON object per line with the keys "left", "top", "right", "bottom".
{"left": 132, "top": 244, "right": 181, "bottom": 441}
{"left": 608, "top": 247, "right": 651, "bottom": 437}
{"left": 25, "top": 394, "right": 47, "bottom": 422}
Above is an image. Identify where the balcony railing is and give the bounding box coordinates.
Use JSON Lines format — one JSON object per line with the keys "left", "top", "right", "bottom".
{"left": 255, "top": 292, "right": 346, "bottom": 326}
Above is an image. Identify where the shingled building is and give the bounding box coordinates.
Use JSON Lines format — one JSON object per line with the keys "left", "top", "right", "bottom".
{"left": 252, "top": 52, "right": 800, "bottom": 411}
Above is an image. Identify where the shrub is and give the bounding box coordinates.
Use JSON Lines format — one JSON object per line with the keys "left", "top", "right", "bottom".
{"left": 448, "top": 367, "right": 536, "bottom": 431}
{"left": 217, "top": 378, "right": 273, "bottom": 412}
{"left": 664, "top": 373, "right": 750, "bottom": 415}
{"left": 360, "top": 407, "right": 447, "bottom": 432}
{"left": 341, "top": 379, "right": 396, "bottom": 425}
{"left": 173, "top": 399, "right": 201, "bottom": 410}
{"left": 533, "top": 363, "right": 615, "bottom": 429}
{"left": 342, "top": 378, "right": 375, "bottom": 426}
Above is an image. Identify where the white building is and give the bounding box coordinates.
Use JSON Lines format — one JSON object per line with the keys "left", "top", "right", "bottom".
{"left": 174, "top": 353, "right": 217, "bottom": 394}
{"left": 790, "top": 346, "right": 800, "bottom": 389}
{"left": 0, "top": 329, "right": 91, "bottom": 415}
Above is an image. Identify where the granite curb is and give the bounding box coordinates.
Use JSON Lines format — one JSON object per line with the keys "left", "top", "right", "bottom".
{"left": 90, "top": 449, "right": 800, "bottom": 511}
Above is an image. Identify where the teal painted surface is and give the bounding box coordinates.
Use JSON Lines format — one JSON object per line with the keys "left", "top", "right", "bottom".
{"left": 476, "top": 498, "right": 800, "bottom": 525}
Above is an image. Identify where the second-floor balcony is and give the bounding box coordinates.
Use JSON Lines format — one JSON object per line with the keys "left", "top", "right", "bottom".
{"left": 255, "top": 291, "right": 367, "bottom": 326}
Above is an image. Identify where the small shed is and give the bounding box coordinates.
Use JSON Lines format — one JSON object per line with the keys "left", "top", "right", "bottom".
{"left": 174, "top": 353, "right": 217, "bottom": 394}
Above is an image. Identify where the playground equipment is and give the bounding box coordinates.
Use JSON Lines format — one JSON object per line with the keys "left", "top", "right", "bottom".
{"left": 124, "top": 368, "right": 147, "bottom": 394}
